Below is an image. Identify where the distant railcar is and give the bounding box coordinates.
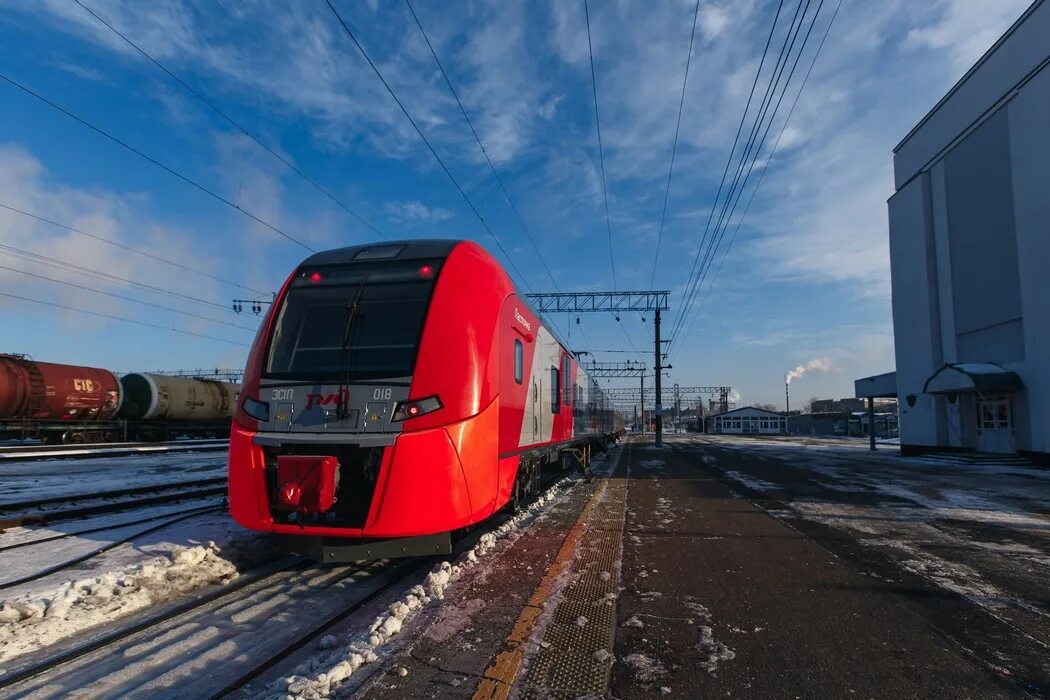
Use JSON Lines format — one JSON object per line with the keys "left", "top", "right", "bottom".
{"left": 0, "top": 354, "right": 240, "bottom": 443}
{"left": 0, "top": 354, "right": 121, "bottom": 421}
{"left": 228, "top": 239, "right": 625, "bottom": 561}
{"left": 119, "top": 373, "right": 239, "bottom": 422}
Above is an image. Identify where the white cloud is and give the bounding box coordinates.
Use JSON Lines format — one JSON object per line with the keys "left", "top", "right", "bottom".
{"left": 699, "top": 4, "right": 730, "bottom": 39}
{"left": 0, "top": 144, "right": 229, "bottom": 332}
{"left": 383, "top": 200, "right": 453, "bottom": 223}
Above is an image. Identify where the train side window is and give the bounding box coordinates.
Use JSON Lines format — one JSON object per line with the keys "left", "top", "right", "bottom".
{"left": 562, "top": 356, "right": 571, "bottom": 404}
{"left": 514, "top": 340, "right": 523, "bottom": 384}
{"left": 551, "top": 367, "right": 560, "bottom": 413}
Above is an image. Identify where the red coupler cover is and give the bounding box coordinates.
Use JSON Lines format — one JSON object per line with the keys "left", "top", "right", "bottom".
{"left": 276, "top": 455, "right": 340, "bottom": 514}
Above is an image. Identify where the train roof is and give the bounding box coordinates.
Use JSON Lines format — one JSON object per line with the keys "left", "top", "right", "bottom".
{"left": 300, "top": 239, "right": 461, "bottom": 267}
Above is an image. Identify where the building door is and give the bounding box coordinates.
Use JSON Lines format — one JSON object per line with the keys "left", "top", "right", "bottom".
{"left": 977, "top": 397, "right": 1014, "bottom": 453}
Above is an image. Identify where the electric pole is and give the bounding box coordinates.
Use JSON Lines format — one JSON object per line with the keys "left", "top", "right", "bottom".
{"left": 640, "top": 372, "right": 645, "bottom": 433}
{"left": 654, "top": 307, "right": 663, "bottom": 446}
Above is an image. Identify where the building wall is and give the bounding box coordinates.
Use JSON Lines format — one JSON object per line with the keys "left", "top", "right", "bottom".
{"left": 888, "top": 1, "right": 1049, "bottom": 455}
{"left": 706, "top": 408, "right": 785, "bottom": 435}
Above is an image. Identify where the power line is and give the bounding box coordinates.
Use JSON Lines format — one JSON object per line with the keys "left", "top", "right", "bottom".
{"left": 0, "top": 72, "right": 315, "bottom": 253}
{"left": 403, "top": 0, "right": 559, "bottom": 292}
{"left": 650, "top": 0, "right": 701, "bottom": 290}
{"left": 671, "top": 0, "right": 806, "bottom": 347}
{"left": 665, "top": 0, "right": 786, "bottom": 346}
{"left": 673, "top": 0, "right": 823, "bottom": 351}
{"left": 584, "top": 0, "right": 617, "bottom": 290}
{"left": 0, "top": 243, "right": 231, "bottom": 311}
{"left": 0, "top": 290, "right": 250, "bottom": 346}
{"left": 0, "top": 263, "right": 257, "bottom": 331}
{"left": 671, "top": 0, "right": 841, "bottom": 358}
{"left": 72, "top": 0, "right": 386, "bottom": 242}
{"left": 322, "top": 0, "right": 531, "bottom": 291}
{"left": 0, "top": 201, "right": 269, "bottom": 296}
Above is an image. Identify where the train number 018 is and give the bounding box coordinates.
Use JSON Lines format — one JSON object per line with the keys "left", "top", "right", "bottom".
{"left": 373, "top": 388, "right": 392, "bottom": 400}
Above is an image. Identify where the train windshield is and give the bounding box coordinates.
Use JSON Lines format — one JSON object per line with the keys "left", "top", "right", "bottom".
{"left": 264, "top": 261, "right": 440, "bottom": 381}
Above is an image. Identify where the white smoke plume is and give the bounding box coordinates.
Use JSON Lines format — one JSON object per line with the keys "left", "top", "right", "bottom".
{"left": 785, "top": 358, "right": 834, "bottom": 384}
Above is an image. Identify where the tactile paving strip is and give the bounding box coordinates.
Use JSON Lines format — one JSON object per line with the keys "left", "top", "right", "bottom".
{"left": 520, "top": 478, "right": 629, "bottom": 697}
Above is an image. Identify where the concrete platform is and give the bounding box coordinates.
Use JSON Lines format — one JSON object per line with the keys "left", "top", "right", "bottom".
{"left": 362, "top": 435, "right": 1043, "bottom": 698}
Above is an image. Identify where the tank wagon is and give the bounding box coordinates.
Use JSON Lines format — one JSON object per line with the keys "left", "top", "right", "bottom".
{"left": 228, "top": 239, "right": 625, "bottom": 561}
{"left": 119, "top": 373, "right": 240, "bottom": 421}
{"left": 0, "top": 354, "right": 240, "bottom": 443}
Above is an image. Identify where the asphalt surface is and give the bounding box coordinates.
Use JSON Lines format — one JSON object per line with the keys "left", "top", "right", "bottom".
{"left": 361, "top": 435, "right": 1048, "bottom": 698}
{"left": 612, "top": 436, "right": 1034, "bottom": 699}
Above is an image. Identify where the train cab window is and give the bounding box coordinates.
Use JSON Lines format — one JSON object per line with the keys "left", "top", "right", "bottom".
{"left": 264, "top": 261, "right": 440, "bottom": 381}
{"left": 514, "top": 340, "right": 523, "bottom": 384}
{"left": 562, "top": 356, "right": 571, "bottom": 405}
{"left": 551, "top": 367, "right": 560, "bottom": 413}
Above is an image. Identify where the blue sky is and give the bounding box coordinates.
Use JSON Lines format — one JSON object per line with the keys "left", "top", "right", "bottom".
{"left": 0, "top": 0, "right": 1031, "bottom": 408}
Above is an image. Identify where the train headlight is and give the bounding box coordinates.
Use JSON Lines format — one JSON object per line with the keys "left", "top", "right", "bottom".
{"left": 392, "top": 395, "right": 442, "bottom": 422}
{"left": 241, "top": 396, "right": 270, "bottom": 422}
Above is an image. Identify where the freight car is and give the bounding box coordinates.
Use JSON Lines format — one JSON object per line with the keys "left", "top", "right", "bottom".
{"left": 0, "top": 354, "right": 240, "bottom": 443}
{"left": 228, "top": 239, "right": 625, "bottom": 561}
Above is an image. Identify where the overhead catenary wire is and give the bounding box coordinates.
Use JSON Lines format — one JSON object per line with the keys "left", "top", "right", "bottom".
{"left": 71, "top": 0, "right": 386, "bottom": 242}
{"left": 404, "top": 0, "right": 559, "bottom": 292}
{"left": 671, "top": 0, "right": 823, "bottom": 352}
{"left": 664, "top": 0, "right": 786, "bottom": 346}
{"left": 322, "top": 0, "right": 531, "bottom": 291}
{"left": 584, "top": 0, "right": 618, "bottom": 291}
{"left": 688, "top": 0, "right": 821, "bottom": 294}
{"left": 0, "top": 72, "right": 315, "bottom": 253}
{"left": 670, "top": 0, "right": 807, "bottom": 347}
{"left": 649, "top": 0, "right": 702, "bottom": 290}
{"left": 0, "top": 264, "right": 257, "bottom": 332}
{"left": 0, "top": 202, "right": 269, "bottom": 296}
{"left": 671, "top": 0, "right": 841, "bottom": 358}
{"left": 0, "top": 243, "right": 232, "bottom": 311}
{"left": 0, "top": 291, "right": 250, "bottom": 346}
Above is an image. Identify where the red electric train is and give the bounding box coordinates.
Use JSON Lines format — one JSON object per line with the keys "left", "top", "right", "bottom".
{"left": 228, "top": 240, "right": 624, "bottom": 560}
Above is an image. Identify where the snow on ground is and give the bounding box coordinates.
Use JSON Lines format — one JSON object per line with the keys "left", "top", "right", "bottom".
{"left": 263, "top": 471, "right": 592, "bottom": 699}
{"left": 688, "top": 435, "right": 1050, "bottom": 641}
{"left": 722, "top": 470, "right": 777, "bottom": 493}
{"left": 0, "top": 499, "right": 229, "bottom": 589}
{"left": 0, "top": 451, "right": 227, "bottom": 505}
{"left": 0, "top": 510, "right": 273, "bottom": 664}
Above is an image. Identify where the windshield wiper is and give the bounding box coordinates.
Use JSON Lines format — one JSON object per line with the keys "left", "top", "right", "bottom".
{"left": 336, "top": 282, "right": 367, "bottom": 420}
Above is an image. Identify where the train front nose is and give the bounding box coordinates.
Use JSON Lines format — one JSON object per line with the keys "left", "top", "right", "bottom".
{"left": 228, "top": 421, "right": 476, "bottom": 538}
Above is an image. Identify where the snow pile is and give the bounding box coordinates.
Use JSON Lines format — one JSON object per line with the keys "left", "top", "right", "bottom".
{"left": 682, "top": 597, "right": 735, "bottom": 675}
{"left": 696, "top": 625, "right": 736, "bottom": 674}
{"left": 723, "top": 470, "right": 777, "bottom": 492}
{"left": 621, "top": 615, "right": 644, "bottom": 628}
{"left": 0, "top": 538, "right": 262, "bottom": 663}
{"left": 622, "top": 652, "right": 669, "bottom": 683}
{"left": 267, "top": 479, "right": 575, "bottom": 699}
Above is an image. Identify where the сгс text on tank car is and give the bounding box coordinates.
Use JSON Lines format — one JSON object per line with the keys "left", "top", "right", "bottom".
{"left": 227, "top": 240, "right": 622, "bottom": 560}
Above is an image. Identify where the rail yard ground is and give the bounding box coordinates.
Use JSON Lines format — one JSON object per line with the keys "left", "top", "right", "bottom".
{"left": 1, "top": 438, "right": 1048, "bottom": 698}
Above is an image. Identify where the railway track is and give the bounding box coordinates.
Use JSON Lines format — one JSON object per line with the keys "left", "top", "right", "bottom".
{"left": 0, "top": 502, "right": 227, "bottom": 591}
{"left": 0, "top": 439, "right": 228, "bottom": 462}
{"left": 0, "top": 465, "right": 585, "bottom": 699}
{"left": 0, "top": 477, "right": 228, "bottom": 531}
{"left": 0, "top": 556, "right": 423, "bottom": 699}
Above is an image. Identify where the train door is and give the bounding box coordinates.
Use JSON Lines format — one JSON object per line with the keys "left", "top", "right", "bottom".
{"left": 531, "top": 376, "right": 540, "bottom": 444}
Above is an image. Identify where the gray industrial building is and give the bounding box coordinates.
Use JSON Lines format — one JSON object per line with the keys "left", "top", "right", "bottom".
{"left": 887, "top": 0, "right": 1048, "bottom": 460}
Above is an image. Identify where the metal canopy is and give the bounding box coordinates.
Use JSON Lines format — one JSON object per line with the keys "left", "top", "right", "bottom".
{"left": 923, "top": 363, "right": 1023, "bottom": 394}
{"left": 526, "top": 291, "right": 669, "bottom": 313}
